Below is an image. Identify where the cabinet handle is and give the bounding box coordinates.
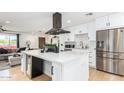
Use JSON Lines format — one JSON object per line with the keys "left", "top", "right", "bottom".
{"left": 51, "top": 66, "right": 54, "bottom": 75}
{"left": 106, "top": 22, "right": 110, "bottom": 26}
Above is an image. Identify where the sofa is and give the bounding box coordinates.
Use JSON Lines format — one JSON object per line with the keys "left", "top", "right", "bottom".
{"left": 0, "top": 48, "right": 15, "bottom": 61}
{"left": 8, "top": 55, "right": 21, "bottom": 66}
{"left": 0, "top": 47, "right": 26, "bottom": 66}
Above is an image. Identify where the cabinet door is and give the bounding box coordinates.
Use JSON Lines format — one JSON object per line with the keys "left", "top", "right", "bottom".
{"left": 52, "top": 62, "right": 62, "bottom": 81}
{"left": 74, "top": 24, "right": 88, "bottom": 34}
{"left": 109, "top": 13, "right": 124, "bottom": 28}
{"left": 69, "top": 32, "right": 75, "bottom": 41}
{"left": 21, "top": 53, "right": 27, "bottom": 73}
{"left": 87, "top": 21, "right": 96, "bottom": 40}
{"left": 89, "top": 51, "right": 96, "bottom": 68}
{"left": 64, "top": 34, "right": 70, "bottom": 41}
{"left": 66, "top": 28, "right": 75, "bottom": 41}
{"left": 96, "top": 16, "right": 109, "bottom": 30}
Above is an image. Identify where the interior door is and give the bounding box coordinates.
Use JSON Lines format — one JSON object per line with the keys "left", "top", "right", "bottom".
{"left": 39, "top": 37, "right": 45, "bottom": 48}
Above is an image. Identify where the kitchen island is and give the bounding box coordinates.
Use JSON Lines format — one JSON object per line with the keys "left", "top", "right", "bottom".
{"left": 21, "top": 49, "right": 89, "bottom": 81}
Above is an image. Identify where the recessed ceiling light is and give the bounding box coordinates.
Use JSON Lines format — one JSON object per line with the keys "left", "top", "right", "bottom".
{"left": 5, "top": 21, "right": 10, "bottom": 24}
{"left": 67, "top": 20, "right": 71, "bottom": 23}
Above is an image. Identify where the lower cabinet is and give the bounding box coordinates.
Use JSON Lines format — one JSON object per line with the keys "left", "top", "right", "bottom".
{"left": 89, "top": 50, "right": 96, "bottom": 68}
{"left": 51, "top": 62, "right": 62, "bottom": 81}
{"left": 22, "top": 53, "right": 88, "bottom": 81}
{"left": 21, "top": 53, "right": 27, "bottom": 73}
{"left": 52, "top": 56, "right": 89, "bottom": 81}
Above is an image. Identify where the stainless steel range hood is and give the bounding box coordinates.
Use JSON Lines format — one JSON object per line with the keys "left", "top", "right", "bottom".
{"left": 45, "top": 12, "right": 70, "bottom": 35}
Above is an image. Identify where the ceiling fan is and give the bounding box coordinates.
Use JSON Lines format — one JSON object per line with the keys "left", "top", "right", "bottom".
{"left": 0, "top": 26, "right": 7, "bottom": 32}
{"left": 0, "top": 25, "right": 17, "bottom": 33}
{"left": 0, "top": 25, "right": 27, "bottom": 34}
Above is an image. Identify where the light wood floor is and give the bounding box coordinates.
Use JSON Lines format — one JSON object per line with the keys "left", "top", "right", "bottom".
{"left": 0, "top": 66, "right": 124, "bottom": 81}
{"left": 89, "top": 68, "right": 124, "bottom": 81}
{"left": 0, "top": 66, "right": 51, "bottom": 81}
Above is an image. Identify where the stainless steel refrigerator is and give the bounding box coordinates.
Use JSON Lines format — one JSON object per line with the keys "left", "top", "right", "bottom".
{"left": 96, "top": 28, "right": 124, "bottom": 75}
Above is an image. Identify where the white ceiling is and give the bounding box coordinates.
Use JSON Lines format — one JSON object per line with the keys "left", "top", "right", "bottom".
{"left": 0, "top": 12, "right": 117, "bottom": 33}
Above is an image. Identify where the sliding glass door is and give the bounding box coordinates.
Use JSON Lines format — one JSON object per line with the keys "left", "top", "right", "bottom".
{"left": 0, "top": 33, "right": 17, "bottom": 49}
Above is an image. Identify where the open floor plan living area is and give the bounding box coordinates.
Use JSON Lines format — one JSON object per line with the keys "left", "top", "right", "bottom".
{"left": 1, "top": 12, "right": 124, "bottom": 81}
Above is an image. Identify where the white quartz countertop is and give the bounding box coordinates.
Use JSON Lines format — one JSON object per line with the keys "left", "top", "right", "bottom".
{"left": 22, "top": 50, "right": 88, "bottom": 64}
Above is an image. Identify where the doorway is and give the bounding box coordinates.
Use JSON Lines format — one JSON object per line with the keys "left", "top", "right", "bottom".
{"left": 39, "top": 37, "right": 45, "bottom": 48}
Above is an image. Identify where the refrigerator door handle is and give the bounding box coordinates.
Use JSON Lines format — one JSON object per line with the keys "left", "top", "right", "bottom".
{"left": 97, "top": 41, "right": 100, "bottom": 48}
{"left": 101, "top": 41, "right": 104, "bottom": 48}
{"left": 99, "top": 41, "right": 102, "bottom": 48}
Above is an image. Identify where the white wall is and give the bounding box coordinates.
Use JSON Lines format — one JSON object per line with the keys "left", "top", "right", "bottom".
{"left": 64, "top": 21, "right": 96, "bottom": 41}
{"left": 19, "top": 34, "right": 39, "bottom": 48}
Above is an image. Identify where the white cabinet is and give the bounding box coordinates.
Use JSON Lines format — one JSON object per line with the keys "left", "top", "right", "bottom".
{"left": 88, "top": 41, "right": 96, "bottom": 68}
{"left": 52, "top": 62, "right": 62, "bottom": 81}
{"left": 89, "top": 50, "right": 96, "bottom": 68}
{"left": 64, "top": 21, "right": 97, "bottom": 41}
{"left": 52, "top": 60, "right": 89, "bottom": 80}
{"left": 21, "top": 50, "right": 89, "bottom": 81}
{"left": 65, "top": 23, "right": 95, "bottom": 41}
{"left": 69, "top": 32, "right": 75, "bottom": 41}
{"left": 59, "top": 33, "right": 72, "bottom": 42}
{"left": 74, "top": 24, "right": 88, "bottom": 34}
{"left": 87, "top": 21, "right": 96, "bottom": 40}
{"left": 109, "top": 13, "right": 124, "bottom": 28}
{"left": 96, "top": 13, "right": 124, "bottom": 30}
{"left": 65, "top": 28, "right": 75, "bottom": 41}
{"left": 21, "top": 53, "right": 27, "bottom": 73}
{"left": 52, "top": 53, "right": 89, "bottom": 81}
{"left": 96, "top": 16, "right": 110, "bottom": 30}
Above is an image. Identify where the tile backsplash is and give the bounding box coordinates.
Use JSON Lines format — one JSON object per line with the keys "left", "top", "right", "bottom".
{"left": 75, "top": 33, "right": 89, "bottom": 49}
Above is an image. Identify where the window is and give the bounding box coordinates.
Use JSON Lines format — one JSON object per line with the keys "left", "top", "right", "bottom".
{"left": 0, "top": 34, "right": 17, "bottom": 49}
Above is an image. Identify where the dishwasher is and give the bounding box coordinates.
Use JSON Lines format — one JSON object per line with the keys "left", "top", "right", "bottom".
{"left": 26, "top": 55, "right": 43, "bottom": 79}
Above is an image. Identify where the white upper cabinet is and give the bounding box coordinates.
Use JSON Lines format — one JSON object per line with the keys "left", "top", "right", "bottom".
{"left": 74, "top": 24, "right": 88, "bottom": 34}
{"left": 67, "top": 28, "right": 75, "bottom": 41}
{"left": 109, "top": 13, "right": 124, "bottom": 28}
{"left": 87, "top": 21, "right": 96, "bottom": 40}
{"left": 96, "top": 16, "right": 110, "bottom": 30}
{"left": 96, "top": 13, "right": 124, "bottom": 30}
{"left": 64, "top": 21, "right": 96, "bottom": 41}
{"left": 59, "top": 33, "right": 70, "bottom": 43}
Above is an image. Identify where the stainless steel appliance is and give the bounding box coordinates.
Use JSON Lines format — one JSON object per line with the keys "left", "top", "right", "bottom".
{"left": 96, "top": 28, "right": 124, "bottom": 75}
{"left": 26, "top": 55, "right": 43, "bottom": 79}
